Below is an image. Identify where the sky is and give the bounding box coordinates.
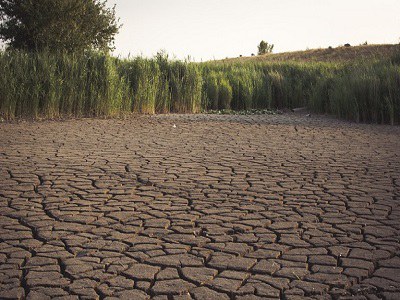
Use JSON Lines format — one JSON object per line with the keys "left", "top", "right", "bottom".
{"left": 106, "top": 0, "right": 400, "bottom": 61}
{"left": 5, "top": 0, "right": 398, "bottom": 60}
{"left": 0, "top": 1, "right": 399, "bottom": 59}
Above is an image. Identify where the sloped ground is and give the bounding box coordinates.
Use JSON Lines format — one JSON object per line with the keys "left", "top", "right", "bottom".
{"left": 221, "top": 44, "right": 400, "bottom": 63}
{"left": 0, "top": 114, "right": 399, "bottom": 299}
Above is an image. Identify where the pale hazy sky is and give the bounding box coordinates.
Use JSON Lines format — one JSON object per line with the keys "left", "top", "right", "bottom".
{"left": 110, "top": 0, "right": 399, "bottom": 61}
{"left": 108, "top": 0, "right": 400, "bottom": 61}
{"left": 0, "top": 0, "right": 398, "bottom": 58}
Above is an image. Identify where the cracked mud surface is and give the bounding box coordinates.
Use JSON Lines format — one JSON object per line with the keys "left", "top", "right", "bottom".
{"left": 0, "top": 114, "right": 399, "bottom": 300}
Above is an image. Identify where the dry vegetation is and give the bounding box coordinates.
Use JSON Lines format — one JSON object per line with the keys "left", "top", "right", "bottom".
{"left": 221, "top": 44, "right": 400, "bottom": 63}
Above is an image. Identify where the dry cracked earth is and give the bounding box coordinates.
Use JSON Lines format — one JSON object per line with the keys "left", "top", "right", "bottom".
{"left": 0, "top": 114, "right": 399, "bottom": 300}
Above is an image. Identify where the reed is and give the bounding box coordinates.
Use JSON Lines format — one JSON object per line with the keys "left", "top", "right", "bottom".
{"left": 218, "top": 76, "right": 233, "bottom": 110}
{"left": 324, "top": 62, "right": 400, "bottom": 124}
{"left": 0, "top": 51, "right": 130, "bottom": 119}
{"left": 203, "top": 58, "right": 399, "bottom": 124}
{"left": 204, "top": 71, "right": 219, "bottom": 109}
{"left": 168, "top": 60, "right": 203, "bottom": 113}
{"left": 0, "top": 49, "right": 399, "bottom": 124}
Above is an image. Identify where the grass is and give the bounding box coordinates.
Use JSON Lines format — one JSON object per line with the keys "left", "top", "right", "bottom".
{"left": 221, "top": 44, "right": 400, "bottom": 63}
{"left": 0, "top": 45, "right": 399, "bottom": 124}
{"left": 0, "top": 51, "right": 130, "bottom": 119}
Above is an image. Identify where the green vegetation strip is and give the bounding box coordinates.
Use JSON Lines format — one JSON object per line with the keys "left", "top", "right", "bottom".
{"left": 0, "top": 50, "right": 399, "bottom": 124}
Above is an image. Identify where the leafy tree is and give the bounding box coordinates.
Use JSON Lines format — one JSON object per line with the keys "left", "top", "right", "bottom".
{"left": 0, "top": 0, "right": 120, "bottom": 52}
{"left": 258, "top": 40, "right": 274, "bottom": 55}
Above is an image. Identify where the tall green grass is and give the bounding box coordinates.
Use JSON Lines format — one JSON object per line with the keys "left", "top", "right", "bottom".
{"left": 115, "top": 55, "right": 203, "bottom": 114}
{"left": 0, "top": 51, "right": 130, "bottom": 119}
{"left": 0, "top": 50, "right": 399, "bottom": 124}
{"left": 201, "top": 61, "right": 339, "bottom": 111}
{"left": 313, "top": 62, "right": 400, "bottom": 124}
{"left": 202, "top": 58, "right": 399, "bottom": 124}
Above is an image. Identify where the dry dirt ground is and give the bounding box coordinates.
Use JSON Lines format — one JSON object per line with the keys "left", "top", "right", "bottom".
{"left": 0, "top": 114, "right": 399, "bottom": 300}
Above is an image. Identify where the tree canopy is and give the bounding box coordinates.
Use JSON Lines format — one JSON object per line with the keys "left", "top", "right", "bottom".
{"left": 0, "top": 0, "right": 120, "bottom": 52}
{"left": 258, "top": 40, "right": 274, "bottom": 55}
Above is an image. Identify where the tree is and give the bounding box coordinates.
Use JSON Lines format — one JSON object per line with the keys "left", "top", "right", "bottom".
{"left": 0, "top": 0, "right": 120, "bottom": 52}
{"left": 258, "top": 40, "right": 274, "bottom": 55}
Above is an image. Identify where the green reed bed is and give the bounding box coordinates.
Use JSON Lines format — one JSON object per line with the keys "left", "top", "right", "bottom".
{"left": 168, "top": 60, "right": 203, "bottom": 113}
{"left": 201, "top": 61, "right": 339, "bottom": 111}
{"left": 0, "top": 50, "right": 399, "bottom": 124}
{"left": 321, "top": 62, "right": 400, "bottom": 124}
{"left": 0, "top": 51, "right": 130, "bottom": 119}
{"left": 203, "top": 58, "right": 400, "bottom": 124}
{"left": 119, "top": 57, "right": 160, "bottom": 114}
{"left": 118, "top": 56, "right": 203, "bottom": 114}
